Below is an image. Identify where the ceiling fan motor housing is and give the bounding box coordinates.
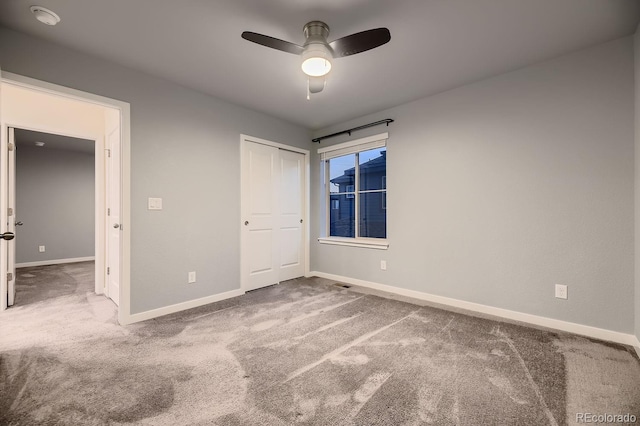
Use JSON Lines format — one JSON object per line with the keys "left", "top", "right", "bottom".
{"left": 302, "top": 21, "right": 329, "bottom": 46}
{"left": 303, "top": 21, "right": 331, "bottom": 49}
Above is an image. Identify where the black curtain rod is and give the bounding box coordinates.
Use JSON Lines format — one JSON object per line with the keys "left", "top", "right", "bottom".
{"left": 312, "top": 119, "right": 394, "bottom": 143}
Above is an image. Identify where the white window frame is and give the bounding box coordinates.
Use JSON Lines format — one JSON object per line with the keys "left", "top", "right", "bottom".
{"left": 381, "top": 176, "right": 387, "bottom": 209}
{"left": 318, "top": 132, "right": 388, "bottom": 250}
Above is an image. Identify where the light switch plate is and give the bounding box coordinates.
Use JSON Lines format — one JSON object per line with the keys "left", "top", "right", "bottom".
{"left": 148, "top": 197, "right": 163, "bottom": 210}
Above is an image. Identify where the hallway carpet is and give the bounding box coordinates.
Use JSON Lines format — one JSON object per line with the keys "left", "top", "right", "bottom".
{"left": 1, "top": 262, "right": 639, "bottom": 425}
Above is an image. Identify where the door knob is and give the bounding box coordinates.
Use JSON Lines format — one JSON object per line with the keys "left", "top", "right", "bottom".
{"left": 113, "top": 223, "right": 120, "bottom": 229}
{"left": 300, "top": 219, "right": 303, "bottom": 223}
{"left": 0, "top": 232, "right": 15, "bottom": 241}
{"left": 244, "top": 221, "right": 249, "bottom": 226}
{"left": 15, "top": 221, "right": 23, "bottom": 226}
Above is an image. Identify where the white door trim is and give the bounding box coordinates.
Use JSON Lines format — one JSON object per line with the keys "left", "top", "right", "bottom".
{"left": 0, "top": 71, "right": 132, "bottom": 325}
{"left": 239, "top": 134, "right": 310, "bottom": 292}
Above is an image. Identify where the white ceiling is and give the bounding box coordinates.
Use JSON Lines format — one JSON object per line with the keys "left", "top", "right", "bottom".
{"left": 0, "top": 0, "right": 639, "bottom": 130}
{"left": 14, "top": 129, "right": 95, "bottom": 154}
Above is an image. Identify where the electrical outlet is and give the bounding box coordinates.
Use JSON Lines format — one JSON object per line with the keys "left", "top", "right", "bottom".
{"left": 555, "top": 284, "right": 568, "bottom": 300}
{"left": 39, "top": 245, "right": 45, "bottom": 253}
{"left": 188, "top": 271, "right": 196, "bottom": 284}
{"left": 380, "top": 260, "right": 387, "bottom": 270}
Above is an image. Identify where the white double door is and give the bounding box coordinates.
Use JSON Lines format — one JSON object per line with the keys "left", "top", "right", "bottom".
{"left": 241, "top": 140, "right": 305, "bottom": 291}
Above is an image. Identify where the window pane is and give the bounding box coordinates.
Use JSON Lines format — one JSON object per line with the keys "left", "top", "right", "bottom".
{"left": 330, "top": 194, "right": 355, "bottom": 237}
{"left": 359, "top": 192, "right": 386, "bottom": 238}
{"left": 329, "top": 154, "right": 355, "bottom": 194}
{"left": 359, "top": 148, "right": 386, "bottom": 191}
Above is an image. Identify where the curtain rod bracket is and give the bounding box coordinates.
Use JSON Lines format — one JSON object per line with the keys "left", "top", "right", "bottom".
{"left": 312, "top": 119, "right": 394, "bottom": 143}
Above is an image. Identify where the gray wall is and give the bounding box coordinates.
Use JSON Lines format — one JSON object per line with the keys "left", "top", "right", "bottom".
{"left": 0, "top": 26, "right": 310, "bottom": 314}
{"left": 16, "top": 146, "right": 95, "bottom": 264}
{"left": 311, "top": 37, "right": 635, "bottom": 333}
{"left": 2, "top": 25, "right": 636, "bottom": 334}
{"left": 635, "top": 26, "right": 640, "bottom": 342}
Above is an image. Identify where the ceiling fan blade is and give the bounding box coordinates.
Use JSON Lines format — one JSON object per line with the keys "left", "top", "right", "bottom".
{"left": 329, "top": 28, "right": 391, "bottom": 58}
{"left": 241, "top": 31, "right": 304, "bottom": 55}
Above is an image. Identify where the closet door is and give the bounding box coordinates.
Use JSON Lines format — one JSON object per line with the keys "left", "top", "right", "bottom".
{"left": 242, "top": 141, "right": 280, "bottom": 291}
{"left": 241, "top": 139, "right": 305, "bottom": 291}
{"left": 278, "top": 149, "right": 304, "bottom": 281}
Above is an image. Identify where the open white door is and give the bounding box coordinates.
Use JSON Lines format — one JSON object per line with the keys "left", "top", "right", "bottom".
{"left": 106, "top": 121, "right": 120, "bottom": 306}
{"left": 1, "top": 125, "right": 17, "bottom": 309}
{"left": 0, "top": 70, "right": 7, "bottom": 311}
{"left": 7, "top": 128, "right": 16, "bottom": 306}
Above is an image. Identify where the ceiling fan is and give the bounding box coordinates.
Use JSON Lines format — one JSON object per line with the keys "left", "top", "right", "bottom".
{"left": 241, "top": 21, "right": 391, "bottom": 97}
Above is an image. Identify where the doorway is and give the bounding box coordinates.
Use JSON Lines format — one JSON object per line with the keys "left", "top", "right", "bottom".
{"left": 0, "top": 71, "right": 131, "bottom": 323}
{"left": 10, "top": 128, "right": 96, "bottom": 306}
{"left": 240, "top": 135, "right": 309, "bottom": 291}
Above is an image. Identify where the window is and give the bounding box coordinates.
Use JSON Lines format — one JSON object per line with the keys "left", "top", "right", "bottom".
{"left": 319, "top": 133, "right": 388, "bottom": 248}
{"left": 346, "top": 184, "right": 355, "bottom": 199}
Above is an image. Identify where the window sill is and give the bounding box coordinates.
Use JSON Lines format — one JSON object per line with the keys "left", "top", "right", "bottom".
{"left": 318, "top": 237, "right": 389, "bottom": 250}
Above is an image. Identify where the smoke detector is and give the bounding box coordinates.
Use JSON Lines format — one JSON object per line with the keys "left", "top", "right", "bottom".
{"left": 30, "top": 6, "right": 61, "bottom": 26}
{"left": 34, "top": 141, "right": 45, "bottom": 147}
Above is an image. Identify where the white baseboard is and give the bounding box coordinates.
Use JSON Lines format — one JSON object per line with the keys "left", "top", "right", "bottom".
{"left": 122, "top": 288, "right": 245, "bottom": 325}
{"left": 310, "top": 271, "right": 638, "bottom": 347}
{"left": 634, "top": 337, "right": 640, "bottom": 359}
{"left": 16, "top": 256, "right": 95, "bottom": 268}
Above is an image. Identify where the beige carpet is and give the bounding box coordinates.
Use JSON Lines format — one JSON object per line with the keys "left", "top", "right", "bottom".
{"left": 1, "top": 262, "right": 639, "bottom": 425}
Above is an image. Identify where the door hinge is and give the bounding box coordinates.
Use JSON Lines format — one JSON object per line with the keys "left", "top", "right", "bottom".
{"left": 7, "top": 272, "right": 13, "bottom": 282}
{"left": 107, "top": 267, "right": 110, "bottom": 275}
{"left": 105, "top": 149, "right": 111, "bottom": 158}
{"left": 7, "top": 208, "right": 13, "bottom": 217}
{"left": 108, "top": 208, "right": 111, "bottom": 216}
{"left": 8, "top": 143, "right": 14, "bottom": 151}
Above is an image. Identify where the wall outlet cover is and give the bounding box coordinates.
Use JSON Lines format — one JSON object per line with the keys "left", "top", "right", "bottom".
{"left": 188, "top": 271, "right": 196, "bottom": 284}
{"left": 38, "top": 245, "right": 45, "bottom": 253}
{"left": 555, "top": 284, "right": 568, "bottom": 300}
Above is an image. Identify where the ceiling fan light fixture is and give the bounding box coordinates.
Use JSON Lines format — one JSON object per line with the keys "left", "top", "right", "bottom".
{"left": 301, "top": 44, "right": 332, "bottom": 77}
